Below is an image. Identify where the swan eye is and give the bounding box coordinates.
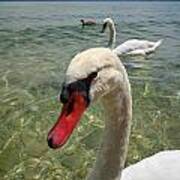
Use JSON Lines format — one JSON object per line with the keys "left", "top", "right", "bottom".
{"left": 87, "top": 72, "right": 98, "bottom": 81}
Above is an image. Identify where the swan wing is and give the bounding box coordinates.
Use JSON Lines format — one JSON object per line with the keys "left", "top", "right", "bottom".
{"left": 113, "top": 39, "right": 163, "bottom": 56}
{"left": 121, "top": 150, "right": 180, "bottom": 180}
{"left": 113, "top": 39, "right": 142, "bottom": 55}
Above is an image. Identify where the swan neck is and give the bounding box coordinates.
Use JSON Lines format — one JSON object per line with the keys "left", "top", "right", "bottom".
{"left": 108, "top": 23, "right": 116, "bottom": 49}
{"left": 87, "top": 81, "right": 132, "bottom": 180}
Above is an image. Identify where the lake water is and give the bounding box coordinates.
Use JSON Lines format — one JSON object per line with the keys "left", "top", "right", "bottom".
{"left": 0, "top": 1, "right": 180, "bottom": 179}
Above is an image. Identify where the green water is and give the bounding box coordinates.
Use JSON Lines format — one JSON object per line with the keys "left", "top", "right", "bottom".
{"left": 0, "top": 1, "right": 180, "bottom": 179}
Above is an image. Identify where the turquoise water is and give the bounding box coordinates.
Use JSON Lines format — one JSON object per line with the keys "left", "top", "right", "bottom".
{"left": 0, "top": 1, "right": 180, "bottom": 179}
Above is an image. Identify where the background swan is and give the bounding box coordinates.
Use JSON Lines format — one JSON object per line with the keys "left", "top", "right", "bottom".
{"left": 81, "top": 19, "right": 96, "bottom": 27}
{"left": 47, "top": 48, "right": 180, "bottom": 180}
{"left": 102, "top": 18, "right": 163, "bottom": 56}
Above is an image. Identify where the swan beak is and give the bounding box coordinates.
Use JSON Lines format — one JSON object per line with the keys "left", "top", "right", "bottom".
{"left": 101, "top": 22, "right": 107, "bottom": 33}
{"left": 47, "top": 92, "right": 88, "bottom": 149}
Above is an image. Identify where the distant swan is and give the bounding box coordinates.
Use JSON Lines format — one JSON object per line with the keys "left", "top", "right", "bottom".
{"left": 81, "top": 19, "right": 96, "bottom": 27}
{"left": 47, "top": 47, "right": 180, "bottom": 180}
{"left": 102, "top": 18, "right": 163, "bottom": 56}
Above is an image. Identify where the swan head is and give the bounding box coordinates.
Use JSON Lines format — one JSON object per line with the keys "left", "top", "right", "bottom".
{"left": 80, "top": 19, "right": 84, "bottom": 24}
{"left": 47, "top": 48, "right": 124, "bottom": 149}
{"left": 101, "top": 18, "right": 115, "bottom": 33}
{"left": 80, "top": 19, "right": 84, "bottom": 22}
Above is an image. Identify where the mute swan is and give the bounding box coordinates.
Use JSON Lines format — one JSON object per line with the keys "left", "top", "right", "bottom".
{"left": 81, "top": 19, "right": 96, "bottom": 27}
{"left": 47, "top": 48, "right": 180, "bottom": 180}
{"left": 102, "top": 18, "right": 163, "bottom": 56}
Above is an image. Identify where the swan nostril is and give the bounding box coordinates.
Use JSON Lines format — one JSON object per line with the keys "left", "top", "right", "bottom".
{"left": 47, "top": 137, "right": 54, "bottom": 149}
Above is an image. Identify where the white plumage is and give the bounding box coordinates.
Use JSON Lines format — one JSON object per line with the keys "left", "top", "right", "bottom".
{"left": 122, "top": 150, "right": 180, "bottom": 180}
{"left": 113, "top": 38, "right": 163, "bottom": 56}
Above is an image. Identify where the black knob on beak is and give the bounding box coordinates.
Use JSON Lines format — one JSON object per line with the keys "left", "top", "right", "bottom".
{"left": 60, "top": 84, "right": 69, "bottom": 104}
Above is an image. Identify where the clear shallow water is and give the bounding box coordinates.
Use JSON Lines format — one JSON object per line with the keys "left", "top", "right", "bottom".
{"left": 0, "top": 1, "right": 180, "bottom": 179}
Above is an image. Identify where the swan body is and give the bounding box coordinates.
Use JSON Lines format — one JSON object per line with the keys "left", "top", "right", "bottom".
{"left": 122, "top": 150, "right": 180, "bottom": 180}
{"left": 47, "top": 47, "right": 180, "bottom": 180}
{"left": 113, "top": 39, "right": 163, "bottom": 56}
{"left": 81, "top": 19, "right": 96, "bottom": 27}
{"left": 102, "top": 18, "right": 163, "bottom": 56}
